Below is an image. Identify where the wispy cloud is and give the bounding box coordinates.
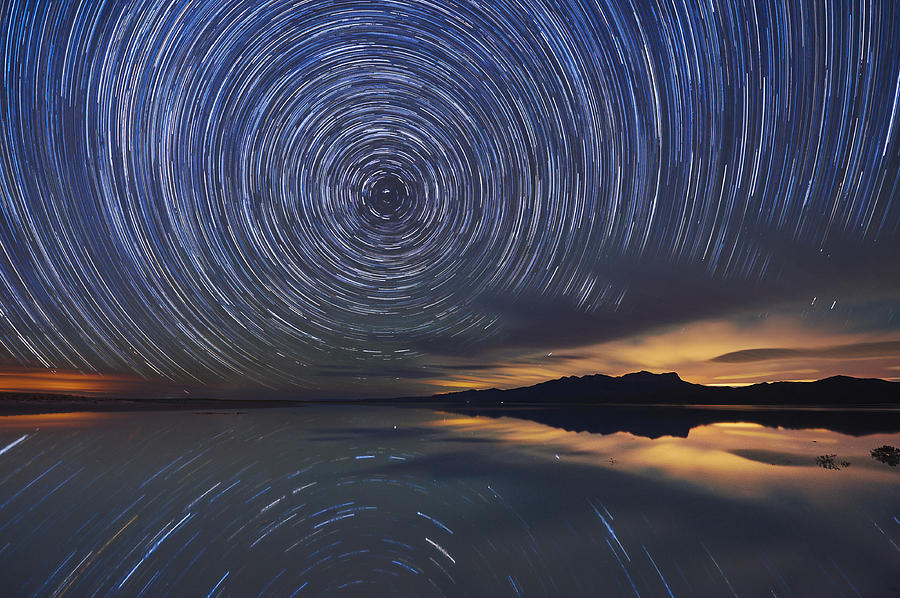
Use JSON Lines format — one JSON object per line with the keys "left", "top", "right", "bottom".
{"left": 711, "top": 341, "right": 900, "bottom": 363}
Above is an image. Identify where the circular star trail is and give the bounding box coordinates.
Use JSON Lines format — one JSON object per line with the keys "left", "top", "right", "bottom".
{"left": 0, "top": 0, "right": 898, "bottom": 389}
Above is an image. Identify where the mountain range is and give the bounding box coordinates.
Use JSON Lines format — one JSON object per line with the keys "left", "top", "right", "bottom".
{"left": 418, "top": 371, "right": 900, "bottom": 438}
{"left": 422, "top": 371, "right": 899, "bottom": 406}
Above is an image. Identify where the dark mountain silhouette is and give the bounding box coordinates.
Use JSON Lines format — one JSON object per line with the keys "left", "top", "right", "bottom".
{"left": 424, "top": 371, "right": 899, "bottom": 406}
{"left": 416, "top": 372, "right": 900, "bottom": 437}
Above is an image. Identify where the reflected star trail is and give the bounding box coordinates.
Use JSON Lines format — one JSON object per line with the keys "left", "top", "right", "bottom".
{"left": 2, "top": 408, "right": 900, "bottom": 595}
{"left": 1, "top": 0, "right": 899, "bottom": 394}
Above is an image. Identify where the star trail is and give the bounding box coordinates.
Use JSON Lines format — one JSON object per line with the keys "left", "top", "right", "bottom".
{"left": 2, "top": 408, "right": 900, "bottom": 595}
{"left": 1, "top": 0, "right": 899, "bottom": 395}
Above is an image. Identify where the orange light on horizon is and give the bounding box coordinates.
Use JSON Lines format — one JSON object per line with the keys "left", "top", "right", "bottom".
{"left": 417, "top": 316, "right": 900, "bottom": 392}
{"left": 0, "top": 367, "right": 142, "bottom": 396}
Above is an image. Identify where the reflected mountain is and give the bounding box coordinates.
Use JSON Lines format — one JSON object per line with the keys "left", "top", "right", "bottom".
{"left": 436, "top": 403, "right": 900, "bottom": 438}
{"left": 414, "top": 371, "right": 900, "bottom": 438}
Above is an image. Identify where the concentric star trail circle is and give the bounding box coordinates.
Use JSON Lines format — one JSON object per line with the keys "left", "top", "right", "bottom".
{"left": 0, "top": 0, "right": 898, "bottom": 389}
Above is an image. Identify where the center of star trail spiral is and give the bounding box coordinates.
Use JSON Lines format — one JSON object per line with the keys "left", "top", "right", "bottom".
{"left": 0, "top": 0, "right": 897, "bottom": 390}
{"left": 366, "top": 174, "right": 409, "bottom": 220}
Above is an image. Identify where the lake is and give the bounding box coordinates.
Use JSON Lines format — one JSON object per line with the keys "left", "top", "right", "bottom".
{"left": 1, "top": 405, "right": 899, "bottom": 596}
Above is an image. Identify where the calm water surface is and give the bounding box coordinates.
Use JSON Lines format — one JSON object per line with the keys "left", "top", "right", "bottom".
{"left": 0, "top": 405, "right": 898, "bottom": 597}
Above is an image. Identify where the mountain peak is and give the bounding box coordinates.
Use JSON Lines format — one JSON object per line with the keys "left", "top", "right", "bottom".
{"left": 428, "top": 371, "right": 897, "bottom": 406}
{"left": 620, "top": 370, "right": 682, "bottom": 382}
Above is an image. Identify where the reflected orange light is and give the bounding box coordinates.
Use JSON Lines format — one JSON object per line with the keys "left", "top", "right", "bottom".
{"left": 429, "top": 411, "right": 900, "bottom": 502}
{"left": 0, "top": 411, "right": 121, "bottom": 428}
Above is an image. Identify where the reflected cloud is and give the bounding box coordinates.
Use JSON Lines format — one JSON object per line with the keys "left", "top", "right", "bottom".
{"left": 429, "top": 412, "right": 900, "bottom": 501}
{"left": 0, "top": 411, "right": 122, "bottom": 428}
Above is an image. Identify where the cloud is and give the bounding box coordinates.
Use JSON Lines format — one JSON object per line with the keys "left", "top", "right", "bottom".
{"left": 420, "top": 233, "right": 900, "bottom": 360}
{"left": 0, "top": 366, "right": 150, "bottom": 396}
{"left": 710, "top": 341, "right": 900, "bottom": 363}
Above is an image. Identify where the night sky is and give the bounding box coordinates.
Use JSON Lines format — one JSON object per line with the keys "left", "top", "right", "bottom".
{"left": 0, "top": 0, "right": 898, "bottom": 398}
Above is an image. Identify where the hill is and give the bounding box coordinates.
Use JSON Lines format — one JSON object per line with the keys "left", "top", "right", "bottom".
{"left": 424, "top": 371, "right": 899, "bottom": 406}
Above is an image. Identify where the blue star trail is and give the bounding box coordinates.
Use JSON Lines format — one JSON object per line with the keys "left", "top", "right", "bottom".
{"left": 0, "top": 0, "right": 898, "bottom": 393}
{"left": 2, "top": 408, "right": 900, "bottom": 595}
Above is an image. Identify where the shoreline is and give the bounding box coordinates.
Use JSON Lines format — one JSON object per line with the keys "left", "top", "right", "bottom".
{"left": 3, "top": 395, "right": 900, "bottom": 417}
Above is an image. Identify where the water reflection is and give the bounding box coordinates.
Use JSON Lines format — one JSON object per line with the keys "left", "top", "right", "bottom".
{"left": 0, "top": 406, "right": 898, "bottom": 596}
{"left": 0, "top": 411, "right": 122, "bottom": 429}
{"left": 430, "top": 413, "right": 900, "bottom": 503}
{"left": 437, "top": 403, "right": 900, "bottom": 438}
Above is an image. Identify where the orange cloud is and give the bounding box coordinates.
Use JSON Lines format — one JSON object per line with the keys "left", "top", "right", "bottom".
{"left": 0, "top": 367, "right": 145, "bottom": 396}
{"left": 421, "top": 316, "right": 900, "bottom": 391}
